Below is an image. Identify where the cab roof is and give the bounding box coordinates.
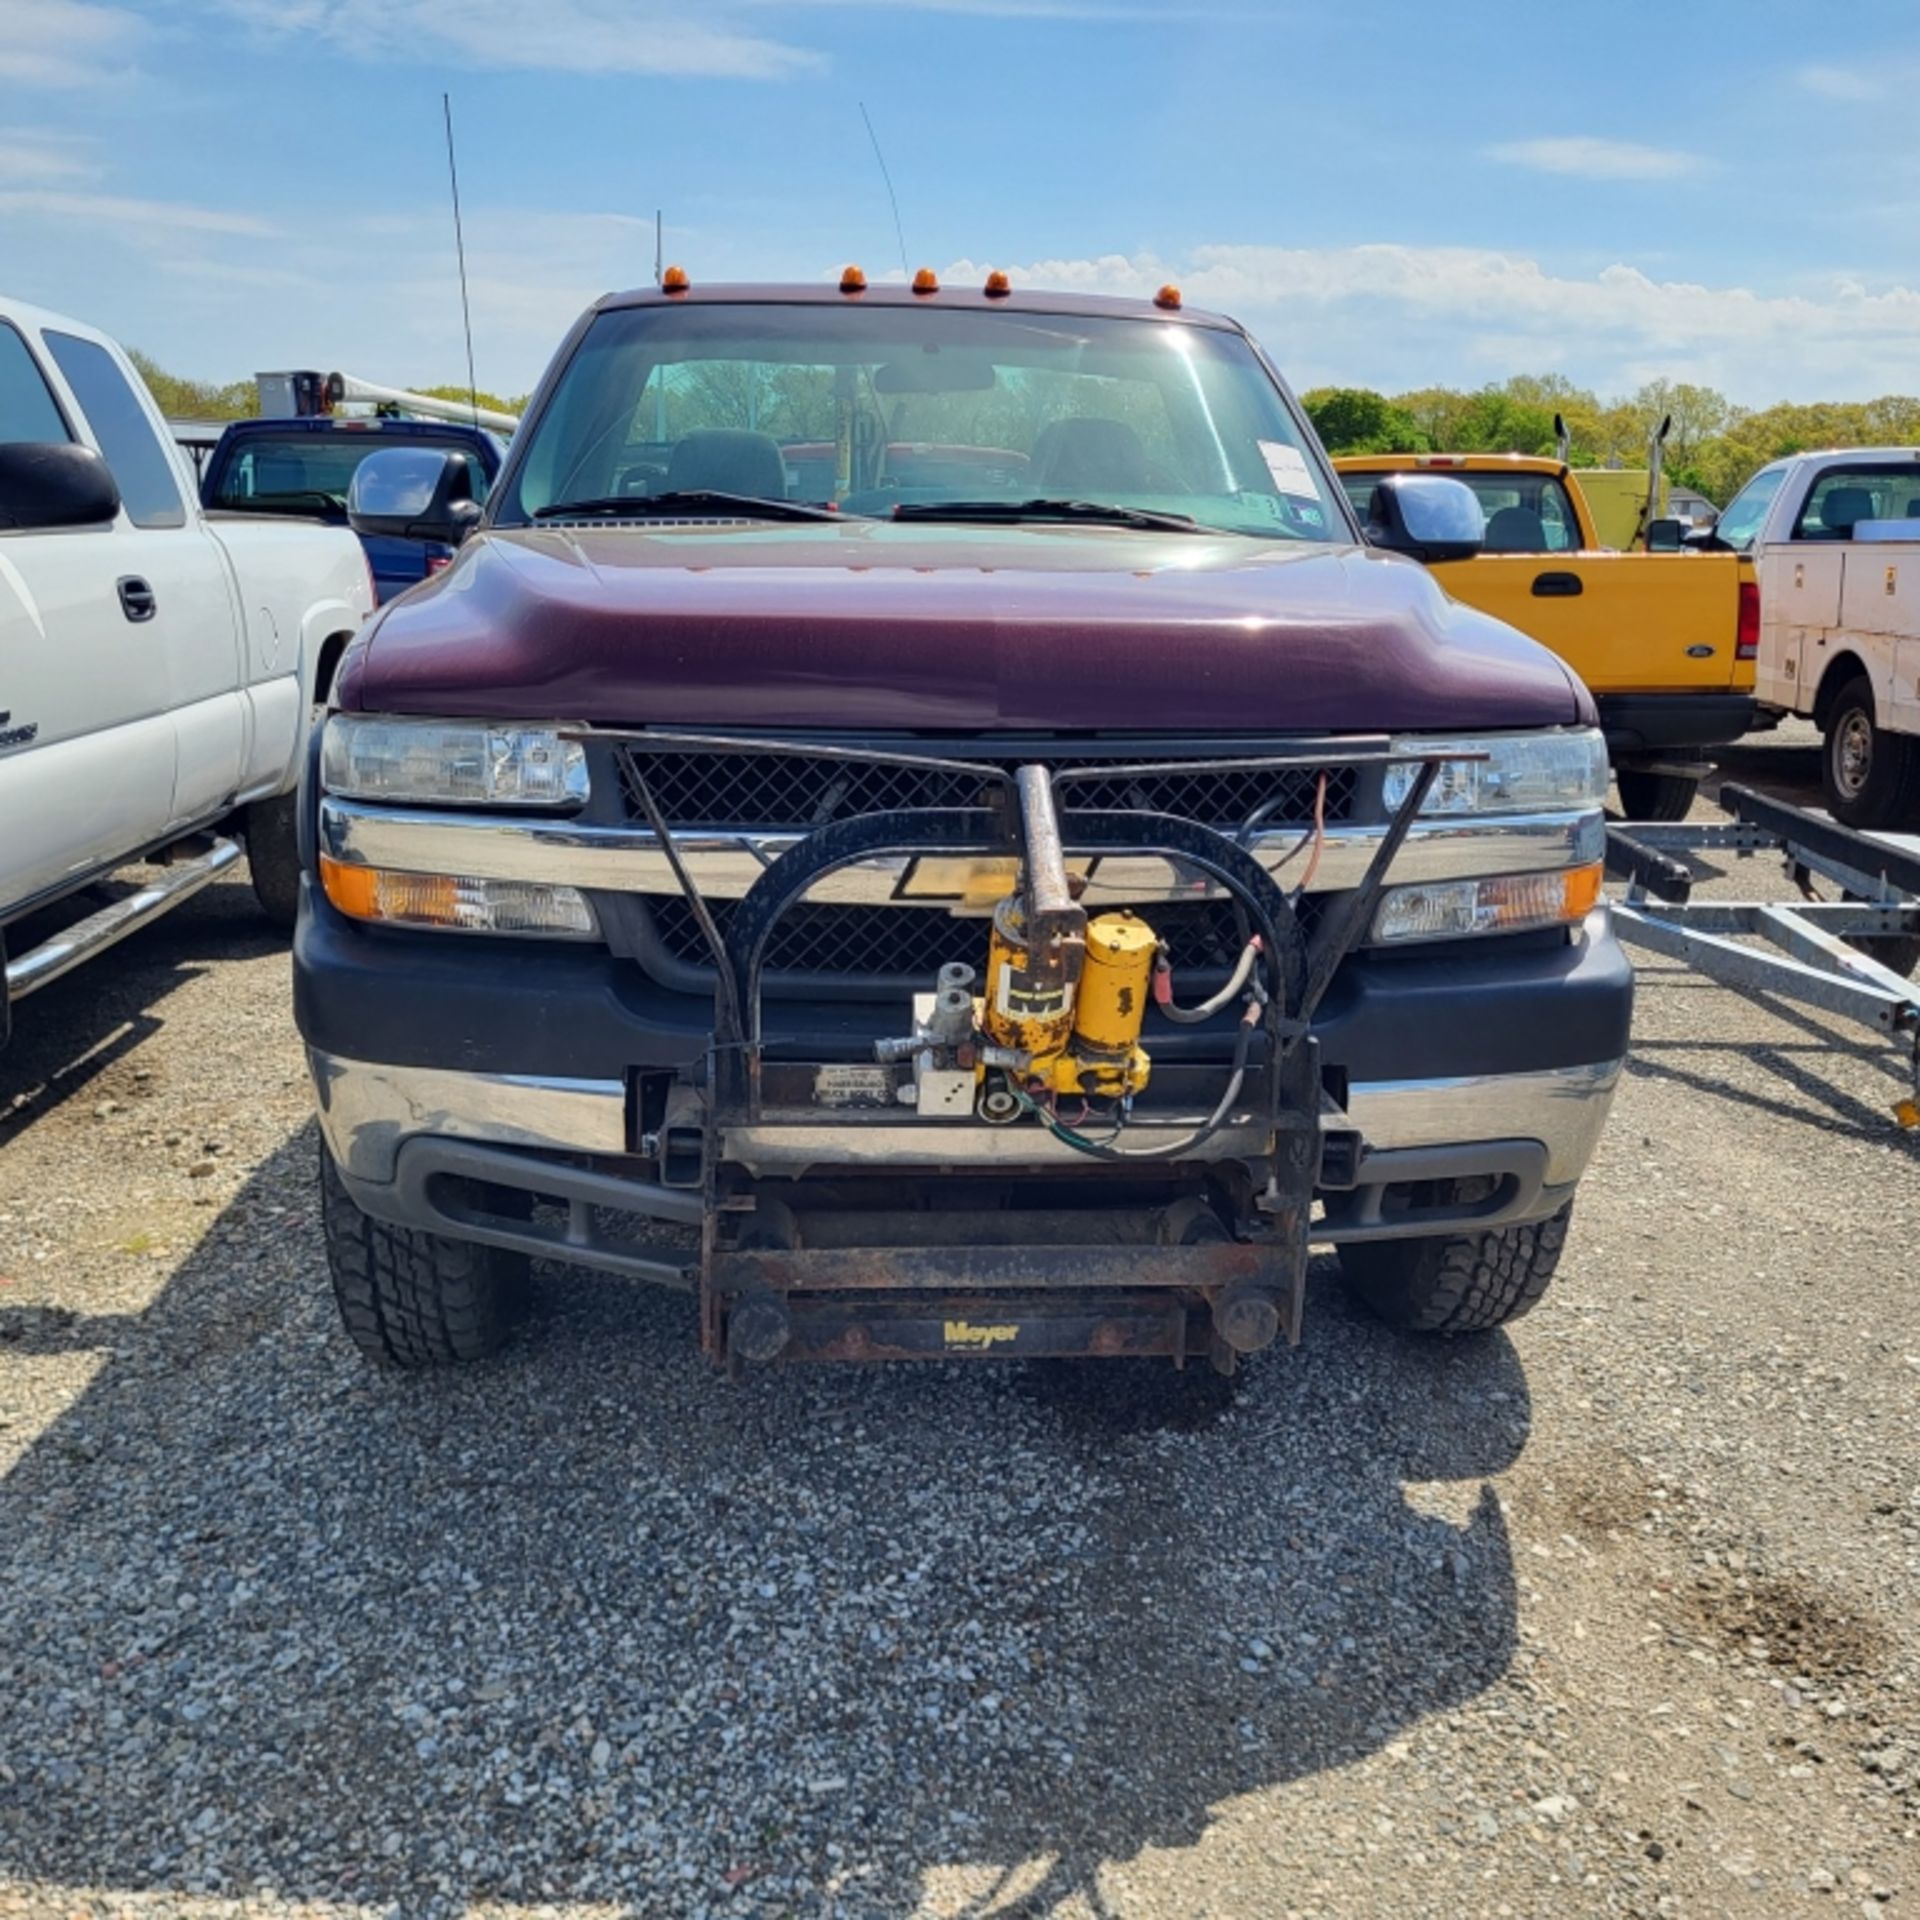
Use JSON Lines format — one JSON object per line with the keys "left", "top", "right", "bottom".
{"left": 1332, "top": 452, "right": 1570, "bottom": 476}
{"left": 593, "top": 280, "right": 1242, "bottom": 332}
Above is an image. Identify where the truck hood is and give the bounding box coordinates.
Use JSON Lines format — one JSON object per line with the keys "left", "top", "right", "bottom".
{"left": 340, "top": 520, "right": 1592, "bottom": 732}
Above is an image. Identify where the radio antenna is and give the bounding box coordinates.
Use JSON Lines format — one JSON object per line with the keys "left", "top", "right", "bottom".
{"left": 655, "top": 208, "right": 663, "bottom": 287}
{"left": 859, "top": 101, "right": 910, "bottom": 280}
{"left": 442, "top": 92, "right": 479, "bottom": 426}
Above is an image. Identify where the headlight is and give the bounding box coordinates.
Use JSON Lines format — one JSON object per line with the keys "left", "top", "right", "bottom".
{"left": 318, "top": 856, "right": 597, "bottom": 938}
{"left": 1382, "top": 728, "right": 1608, "bottom": 816}
{"left": 321, "top": 715, "right": 589, "bottom": 809}
{"left": 1372, "top": 862, "right": 1604, "bottom": 944}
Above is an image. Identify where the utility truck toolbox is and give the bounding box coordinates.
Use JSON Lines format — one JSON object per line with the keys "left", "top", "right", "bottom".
{"left": 295, "top": 272, "right": 1631, "bottom": 1376}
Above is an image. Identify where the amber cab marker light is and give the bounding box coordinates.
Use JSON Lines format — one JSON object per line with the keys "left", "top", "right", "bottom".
{"left": 1154, "top": 283, "right": 1182, "bottom": 311}
{"left": 661, "top": 264, "right": 690, "bottom": 294}
{"left": 912, "top": 267, "right": 939, "bottom": 294}
{"left": 983, "top": 269, "right": 1011, "bottom": 298}
{"left": 840, "top": 264, "right": 868, "bottom": 293}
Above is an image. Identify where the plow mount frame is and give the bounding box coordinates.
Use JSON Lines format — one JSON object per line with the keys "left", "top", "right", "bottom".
{"left": 596, "top": 731, "right": 1459, "bottom": 1371}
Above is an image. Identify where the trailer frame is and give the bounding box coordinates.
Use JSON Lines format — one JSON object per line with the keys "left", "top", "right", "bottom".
{"left": 1606, "top": 782, "right": 1920, "bottom": 1119}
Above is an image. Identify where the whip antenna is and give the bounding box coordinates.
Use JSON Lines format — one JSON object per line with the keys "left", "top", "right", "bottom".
{"left": 442, "top": 92, "right": 479, "bottom": 426}
{"left": 859, "top": 101, "right": 910, "bottom": 280}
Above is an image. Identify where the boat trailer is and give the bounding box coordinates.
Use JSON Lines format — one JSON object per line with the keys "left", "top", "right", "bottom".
{"left": 1606, "top": 783, "right": 1920, "bottom": 1125}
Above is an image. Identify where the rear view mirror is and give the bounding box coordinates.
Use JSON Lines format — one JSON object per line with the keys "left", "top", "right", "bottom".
{"left": 873, "top": 354, "right": 997, "bottom": 395}
{"left": 1364, "top": 472, "right": 1484, "bottom": 563}
{"left": 0, "top": 442, "right": 120, "bottom": 531}
{"left": 348, "top": 447, "right": 481, "bottom": 546}
{"left": 1647, "top": 517, "right": 1684, "bottom": 552}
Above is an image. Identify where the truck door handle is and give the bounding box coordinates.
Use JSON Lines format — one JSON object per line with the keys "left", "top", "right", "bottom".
{"left": 117, "top": 576, "right": 157, "bottom": 623}
{"left": 1531, "top": 571, "right": 1583, "bottom": 598}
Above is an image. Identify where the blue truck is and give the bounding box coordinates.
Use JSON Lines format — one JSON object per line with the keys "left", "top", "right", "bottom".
{"left": 200, "top": 416, "right": 506, "bottom": 604}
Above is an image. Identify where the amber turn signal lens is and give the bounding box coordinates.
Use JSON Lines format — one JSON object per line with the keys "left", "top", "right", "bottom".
{"left": 661, "top": 264, "right": 690, "bottom": 293}
{"left": 840, "top": 264, "right": 868, "bottom": 293}
{"left": 1371, "top": 861, "right": 1605, "bottom": 945}
{"left": 983, "top": 269, "right": 1011, "bottom": 297}
{"left": 318, "top": 855, "right": 596, "bottom": 937}
{"left": 912, "top": 267, "right": 939, "bottom": 294}
{"left": 1154, "top": 283, "right": 1182, "bottom": 310}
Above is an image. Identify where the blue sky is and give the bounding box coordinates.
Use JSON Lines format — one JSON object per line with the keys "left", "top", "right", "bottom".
{"left": 4, "top": 0, "right": 1920, "bottom": 404}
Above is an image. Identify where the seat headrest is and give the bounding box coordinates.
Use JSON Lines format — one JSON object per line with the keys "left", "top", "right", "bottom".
{"left": 1482, "top": 504, "right": 1548, "bottom": 553}
{"left": 1818, "top": 486, "right": 1876, "bottom": 534}
{"left": 664, "top": 429, "right": 788, "bottom": 500}
{"left": 1030, "top": 416, "right": 1153, "bottom": 493}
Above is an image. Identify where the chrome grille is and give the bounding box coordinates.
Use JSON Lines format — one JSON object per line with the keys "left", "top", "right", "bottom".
{"left": 645, "top": 893, "right": 1308, "bottom": 984}
{"left": 616, "top": 745, "right": 1357, "bottom": 832}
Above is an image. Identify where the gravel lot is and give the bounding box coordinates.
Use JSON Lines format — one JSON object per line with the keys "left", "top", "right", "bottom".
{"left": 1, "top": 726, "right": 1916, "bottom": 1919}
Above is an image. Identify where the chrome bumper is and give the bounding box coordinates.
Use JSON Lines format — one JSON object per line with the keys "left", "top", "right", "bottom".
{"left": 309, "top": 1049, "right": 1621, "bottom": 1198}
{"left": 317, "top": 797, "right": 1606, "bottom": 907}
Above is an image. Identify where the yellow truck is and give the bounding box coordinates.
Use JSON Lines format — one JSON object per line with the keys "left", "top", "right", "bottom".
{"left": 1335, "top": 453, "right": 1753, "bottom": 817}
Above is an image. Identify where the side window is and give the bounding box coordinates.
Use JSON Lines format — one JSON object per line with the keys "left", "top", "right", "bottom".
{"left": 1795, "top": 464, "right": 1920, "bottom": 542}
{"left": 42, "top": 330, "right": 186, "bottom": 529}
{"left": 0, "top": 323, "right": 71, "bottom": 447}
{"left": 1539, "top": 481, "right": 1578, "bottom": 552}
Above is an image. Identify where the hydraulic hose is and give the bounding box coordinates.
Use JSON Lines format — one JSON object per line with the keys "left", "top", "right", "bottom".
{"left": 1155, "top": 936, "right": 1260, "bottom": 1024}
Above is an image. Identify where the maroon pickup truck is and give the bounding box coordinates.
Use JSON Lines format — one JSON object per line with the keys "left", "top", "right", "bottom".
{"left": 296, "top": 275, "right": 1627, "bottom": 1378}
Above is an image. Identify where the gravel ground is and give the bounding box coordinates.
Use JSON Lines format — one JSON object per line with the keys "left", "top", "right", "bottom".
{"left": 1, "top": 727, "right": 1916, "bottom": 1919}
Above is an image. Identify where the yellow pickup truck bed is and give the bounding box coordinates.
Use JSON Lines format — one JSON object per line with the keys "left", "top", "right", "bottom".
{"left": 1336, "top": 455, "right": 1753, "bottom": 816}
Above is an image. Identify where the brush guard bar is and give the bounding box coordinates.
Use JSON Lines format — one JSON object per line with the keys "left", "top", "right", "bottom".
{"left": 573, "top": 731, "right": 1463, "bottom": 1369}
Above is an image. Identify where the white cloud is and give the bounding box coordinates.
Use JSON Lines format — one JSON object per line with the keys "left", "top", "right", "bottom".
{"left": 0, "top": 0, "right": 147, "bottom": 86}
{"left": 1797, "top": 64, "right": 1882, "bottom": 100}
{"left": 947, "top": 245, "right": 1920, "bottom": 402}
{"left": 1485, "top": 136, "right": 1704, "bottom": 180}
{"left": 0, "top": 188, "right": 277, "bottom": 238}
{"left": 210, "top": 0, "right": 822, "bottom": 79}
{"left": 0, "top": 128, "right": 98, "bottom": 181}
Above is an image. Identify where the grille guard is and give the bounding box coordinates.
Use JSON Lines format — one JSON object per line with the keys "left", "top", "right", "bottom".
{"left": 580, "top": 730, "right": 1466, "bottom": 1371}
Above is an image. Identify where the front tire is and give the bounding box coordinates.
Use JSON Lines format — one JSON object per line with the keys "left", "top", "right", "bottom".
{"left": 245, "top": 791, "right": 302, "bottom": 930}
{"left": 1613, "top": 767, "right": 1698, "bottom": 822}
{"left": 1822, "top": 674, "right": 1920, "bottom": 828}
{"left": 1338, "top": 1202, "right": 1572, "bottom": 1334}
{"left": 319, "top": 1146, "right": 530, "bottom": 1367}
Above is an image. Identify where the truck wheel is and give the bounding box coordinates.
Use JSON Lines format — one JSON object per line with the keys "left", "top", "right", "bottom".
{"left": 1338, "top": 1201, "right": 1572, "bottom": 1335}
{"left": 245, "top": 792, "right": 302, "bottom": 930}
{"left": 1613, "top": 768, "right": 1697, "bottom": 821}
{"left": 1822, "top": 675, "right": 1920, "bottom": 828}
{"left": 319, "top": 1146, "right": 530, "bottom": 1367}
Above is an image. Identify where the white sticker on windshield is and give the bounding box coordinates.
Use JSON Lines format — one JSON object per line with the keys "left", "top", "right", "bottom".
{"left": 1259, "top": 440, "right": 1319, "bottom": 500}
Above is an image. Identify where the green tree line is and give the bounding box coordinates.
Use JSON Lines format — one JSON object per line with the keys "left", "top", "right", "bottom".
{"left": 1301, "top": 376, "right": 1920, "bottom": 507}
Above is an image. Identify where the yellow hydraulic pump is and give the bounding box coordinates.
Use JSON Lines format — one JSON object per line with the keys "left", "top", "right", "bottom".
{"left": 982, "top": 899, "right": 1155, "bottom": 1101}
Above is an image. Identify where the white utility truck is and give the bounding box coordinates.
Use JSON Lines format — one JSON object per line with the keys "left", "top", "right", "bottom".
{"left": 0, "top": 295, "right": 373, "bottom": 1050}
{"left": 1696, "top": 447, "right": 1920, "bottom": 826}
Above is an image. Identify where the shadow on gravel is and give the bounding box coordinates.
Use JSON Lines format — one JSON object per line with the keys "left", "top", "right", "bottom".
{"left": 0, "top": 878, "right": 282, "bottom": 1144}
{"left": 0, "top": 1128, "right": 1527, "bottom": 1917}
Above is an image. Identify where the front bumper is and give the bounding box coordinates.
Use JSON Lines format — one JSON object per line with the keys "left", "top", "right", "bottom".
{"left": 311, "top": 1043, "right": 1622, "bottom": 1253}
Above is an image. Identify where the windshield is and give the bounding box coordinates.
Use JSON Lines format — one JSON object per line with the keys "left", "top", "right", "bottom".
{"left": 1712, "top": 464, "right": 1787, "bottom": 553}
{"left": 212, "top": 433, "right": 490, "bottom": 518}
{"left": 498, "top": 301, "right": 1346, "bottom": 541}
{"left": 1340, "top": 469, "right": 1583, "bottom": 553}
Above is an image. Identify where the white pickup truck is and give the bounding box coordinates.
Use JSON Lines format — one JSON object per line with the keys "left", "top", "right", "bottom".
{"left": 1700, "top": 447, "right": 1920, "bottom": 825}
{"left": 0, "top": 295, "right": 373, "bottom": 1049}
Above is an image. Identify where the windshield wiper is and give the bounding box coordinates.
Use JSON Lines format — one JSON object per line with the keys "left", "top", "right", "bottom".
{"left": 890, "top": 497, "right": 1203, "bottom": 533}
{"left": 532, "top": 490, "right": 839, "bottom": 524}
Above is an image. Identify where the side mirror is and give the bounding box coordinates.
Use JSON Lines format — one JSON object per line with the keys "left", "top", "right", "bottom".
{"left": 1364, "top": 472, "right": 1484, "bottom": 563}
{"left": 0, "top": 442, "right": 120, "bottom": 531}
{"left": 1646, "top": 517, "right": 1685, "bottom": 552}
{"left": 348, "top": 447, "right": 482, "bottom": 546}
